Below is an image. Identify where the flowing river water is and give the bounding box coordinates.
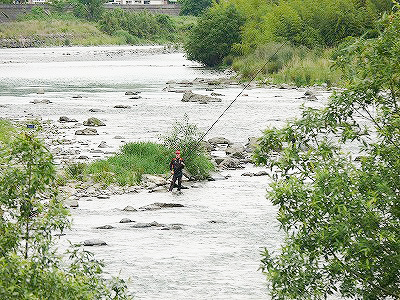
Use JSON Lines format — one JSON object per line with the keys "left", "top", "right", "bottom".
{"left": 0, "top": 46, "right": 333, "bottom": 299}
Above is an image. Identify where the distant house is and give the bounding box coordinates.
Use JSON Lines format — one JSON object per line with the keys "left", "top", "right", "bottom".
{"left": 27, "top": 0, "right": 47, "bottom": 3}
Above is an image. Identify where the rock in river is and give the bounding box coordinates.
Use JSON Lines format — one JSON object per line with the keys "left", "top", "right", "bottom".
{"left": 83, "top": 239, "right": 107, "bottom": 246}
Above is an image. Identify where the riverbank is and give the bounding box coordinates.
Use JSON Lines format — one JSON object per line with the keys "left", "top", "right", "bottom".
{"left": 0, "top": 46, "right": 334, "bottom": 298}
{"left": 0, "top": 14, "right": 195, "bottom": 48}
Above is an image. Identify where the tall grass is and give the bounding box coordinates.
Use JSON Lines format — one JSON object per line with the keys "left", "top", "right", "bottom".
{"left": 69, "top": 141, "right": 214, "bottom": 186}
{"left": 0, "top": 119, "right": 16, "bottom": 145}
{"left": 231, "top": 43, "right": 342, "bottom": 87}
{"left": 272, "top": 53, "right": 342, "bottom": 87}
{"left": 0, "top": 19, "right": 123, "bottom": 46}
{"left": 83, "top": 142, "right": 171, "bottom": 186}
{"left": 1, "top": 13, "right": 192, "bottom": 47}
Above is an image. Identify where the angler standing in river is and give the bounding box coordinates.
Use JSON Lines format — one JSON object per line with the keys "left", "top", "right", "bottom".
{"left": 169, "top": 150, "right": 185, "bottom": 192}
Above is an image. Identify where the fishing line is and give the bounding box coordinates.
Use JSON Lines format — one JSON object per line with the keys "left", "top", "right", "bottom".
{"left": 194, "top": 41, "right": 288, "bottom": 149}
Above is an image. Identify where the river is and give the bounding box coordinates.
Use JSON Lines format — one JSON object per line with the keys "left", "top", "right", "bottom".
{"left": 0, "top": 46, "right": 332, "bottom": 299}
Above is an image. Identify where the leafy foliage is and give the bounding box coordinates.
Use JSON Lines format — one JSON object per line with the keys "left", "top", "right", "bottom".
{"left": 254, "top": 9, "right": 400, "bottom": 300}
{"left": 178, "top": 0, "right": 212, "bottom": 16}
{"left": 70, "top": 0, "right": 105, "bottom": 21}
{"left": 98, "top": 8, "right": 177, "bottom": 42}
{"left": 232, "top": 0, "right": 393, "bottom": 51}
{"left": 184, "top": 3, "right": 245, "bottom": 66}
{"left": 0, "top": 131, "right": 132, "bottom": 299}
{"left": 161, "top": 114, "right": 214, "bottom": 179}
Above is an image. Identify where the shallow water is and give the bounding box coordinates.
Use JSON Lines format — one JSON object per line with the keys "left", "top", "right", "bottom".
{"left": 0, "top": 46, "right": 333, "bottom": 299}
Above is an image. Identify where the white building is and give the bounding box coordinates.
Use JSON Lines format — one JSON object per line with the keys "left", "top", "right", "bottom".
{"left": 106, "top": 0, "right": 169, "bottom": 4}
{"left": 27, "top": 0, "right": 168, "bottom": 4}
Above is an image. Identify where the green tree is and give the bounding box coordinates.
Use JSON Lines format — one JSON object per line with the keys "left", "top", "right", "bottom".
{"left": 71, "top": 0, "right": 105, "bottom": 21}
{"left": 184, "top": 3, "right": 245, "bottom": 66}
{"left": 0, "top": 132, "right": 67, "bottom": 259}
{"left": 231, "top": 0, "right": 393, "bottom": 52}
{"left": 179, "top": 0, "right": 212, "bottom": 16}
{"left": 254, "top": 9, "right": 400, "bottom": 300}
{"left": 98, "top": 8, "right": 176, "bottom": 42}
{"left": 0, "top": 131, "right": 132, "bottom": 299}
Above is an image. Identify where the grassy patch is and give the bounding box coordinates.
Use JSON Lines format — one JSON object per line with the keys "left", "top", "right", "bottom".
{"left": 0, "top": 119, "right": 16, "bottom": 145}
{"left": 84, "top": 142, "right": 170, "bottom": 186}
{"left": 66, "top": 141, "right": 214, "bottom": 186}
{"left": 0, "top": 19, "right": 124, "bottom": 46}
{"left": 232, "top": 43, "right": 342, "bottom": 87}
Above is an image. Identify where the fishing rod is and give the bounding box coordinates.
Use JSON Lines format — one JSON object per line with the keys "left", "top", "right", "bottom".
{"left": 187, "top": 41, "right": 289, "bottom": 157}
{"left": 168, "top": 41, "right": 287, "bottom": 183}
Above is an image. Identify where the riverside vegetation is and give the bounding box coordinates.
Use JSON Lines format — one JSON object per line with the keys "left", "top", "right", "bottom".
{"left": 0, "top": 116, "right": 214, "bottom": 299}
{"left": 0, "top": 120, "right": 133, "bottom": 299}
{"left": 63, "top": 115, "right": 215, "bottom": 186}
{"left": 1, "top": 0, "right": 399, "bottom": 299}
{"left": 0, "top": 0, "right": 394, "bottom": 86}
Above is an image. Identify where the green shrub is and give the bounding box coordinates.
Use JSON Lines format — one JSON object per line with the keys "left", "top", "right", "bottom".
{"left": 161, "top": 114, "right": 214, "bottom": 179}
{"left": 184, "top": 3, "right": 245, "bottom": 66}
{"left": 85, "top": 142, "right": 171, "bottom": 186}
{"left": 179, "top": 0, "right": 212, "bottom": 16}
{"left": 232, "top": 43, "right": 342, "bottom": 86}
{"left": 99, "top": 9, "right": 177, "bottom": 42}
{"left": 0, "top": 132, "right": 131, "bottom": 299}
{"left": 113, "top": 30, "right": 140, "bottom": 45}
{"left": 255, "top": 9, "right": 400, "bottom": 299}
{"left": 64, "top": 162, "right": 87, "bottom": 181}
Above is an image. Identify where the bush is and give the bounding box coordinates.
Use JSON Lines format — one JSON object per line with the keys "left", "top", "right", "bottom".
{"left": 255, "top": 9, "right": 400, "bottom": 299}
{"left": 179, "top": 0, "right": 212, "bottom": 16}
{"left": 98, "top": 9, "right": 177, "bottom": 42}
{"left": 0, "top": 131, "right": 132, "bottom": 299}
{"left": 161, "top": 114, "right": 214, "bottom": 179}
{"left": 70, "top": 0, "right": 105, "bottom": 21}
{"left": 184, "top": 3, "right": 245, "bottom": 67}
{"left": 85, "top": 142, "right": 171, "bottom": 186}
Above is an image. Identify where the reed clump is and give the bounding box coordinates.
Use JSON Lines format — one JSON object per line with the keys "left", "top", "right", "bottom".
{"left": 231, "top": 43, "right": 342, "bottom": 87}
{"left": 67, "top": 141, "right": 214, "bottom": 186}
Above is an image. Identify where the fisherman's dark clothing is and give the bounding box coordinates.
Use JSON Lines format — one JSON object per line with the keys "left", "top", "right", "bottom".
{"left": 169, "top": 157, "right": 184, "bottom": 191}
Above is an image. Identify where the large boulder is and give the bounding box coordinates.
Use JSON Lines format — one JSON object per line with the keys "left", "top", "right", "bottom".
{"left": 120, "top": 218, "right": 134, "bottom": 223}
{"left": 83, "top": 117, "right": 105, "bottom": 127}
{"left": 75, "top": 128, "right": 98, "bottom": 135}
{"left": 83, "top": 239, "right": 107, "bottom": 246}
{"left": 182, "top": 91, "right": 221, "bottom": 103}
{"left": 139, "top": 202, "right": 185, "bottom": 211}
{"left": 142, "top": 174, "right": 167, "bottom": 186}
{"left": 225, "top": 145, "right": 247, "bottom": 159}
{"left": 59, "top": 116, "right": 78, "bottom": 123}
{"left": 208, "top": 137, "right": 233, "bottom": 146}
{"left": 123, "top": 205, "right": 137, "bottom": 212}
{"left": 245, "top": 137, "right": 259, "bottom": 152}
{"left": 219, "top": 157, "right": 243, "bottom": 169}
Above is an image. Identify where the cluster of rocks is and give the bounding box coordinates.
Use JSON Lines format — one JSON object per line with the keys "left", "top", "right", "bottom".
{"left": 0, "top": 33, "right": 75, "bottom": 48}
{"left": 81, "top": 201, "right": 185, "bottom": 246}
{"left": 181, "top": 91, "right": 222, "bottom": 104}
{"left": 200, "top": 136, "right": 258, "bottom": 170}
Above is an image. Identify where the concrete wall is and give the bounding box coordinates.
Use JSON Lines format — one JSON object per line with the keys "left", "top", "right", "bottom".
{"left": 104, "top": 3, "right": 180, "bottom": 15}
{"left": 0, "top": 3, "right": 180, "bottom": 23}
{"left": 0, "top": 4, "right": 40, "bottom": 22}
